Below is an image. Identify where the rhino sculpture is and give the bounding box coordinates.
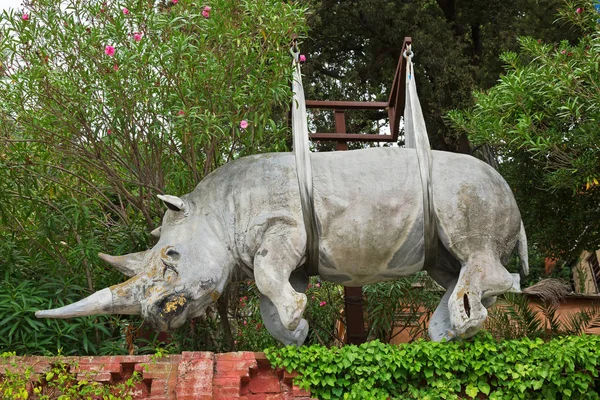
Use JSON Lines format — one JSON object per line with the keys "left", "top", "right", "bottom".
{"left": 36, "top": 147, "right": 527, "bottom": 345}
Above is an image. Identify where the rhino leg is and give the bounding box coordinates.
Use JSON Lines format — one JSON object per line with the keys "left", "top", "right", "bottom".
{"left": 260, "top": 296, "right": 309, "bottom": 346}
{"left": 448, "top": 254, "right": 514, "bottom": 339}
{"left": 428, "top": 279, "right": 458, "bottom": 341}
{"left": 429, "top": 282, "right": 501, "bottom": 341}
{"left": 253, "top": 225, "right": 307, "bottom": 331}
{"left": 259, "top": 268, "right": 309, "bottom": 346}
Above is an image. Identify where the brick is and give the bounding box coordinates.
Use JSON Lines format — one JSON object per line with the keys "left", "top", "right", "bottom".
{"left": 216, "top": 352, "right": 257, "bottom": 361}
{"left": 175, "top": 354, "right": 213, "bottom": 399}
{"left": 282, "top": 370, "right": 298, "bottom": 385}
{"left": 292, "top": 385, "right": 311, "bottom": 397}
{"left": 77, "top": 371, "right": 112, "bottom": 382}
{"left": 149, "top": 378, "right": 175, "bottom": 397}
{"left": 246, "top": 375, "right": 282, "bottom": 394}
{"left": 213, "top": 376, "right": 241, "bottom": 388}
{"left": 212, "top": 384, "right": 242, "bottom": 399}
{"left": 181, "top": 351, "right": 213, "bottom": 361}
{"left": 215, "top": 360, "right": 256, "bottom": 377}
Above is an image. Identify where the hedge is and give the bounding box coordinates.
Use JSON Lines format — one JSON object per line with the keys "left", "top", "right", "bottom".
{"left": 264, "top": 334, "right": 600, "bottom": 399}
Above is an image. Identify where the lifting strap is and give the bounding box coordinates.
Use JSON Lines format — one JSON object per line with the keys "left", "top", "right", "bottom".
{"left": 290, "top": 46, "right": 320, "bottom": 276}
{"left": 403, "top": 45, "right": 438, "bottom": 268}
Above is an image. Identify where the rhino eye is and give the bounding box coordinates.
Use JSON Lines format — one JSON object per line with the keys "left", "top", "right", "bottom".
{"left": 166, "top": 249, "right": 180, "bottom": 260}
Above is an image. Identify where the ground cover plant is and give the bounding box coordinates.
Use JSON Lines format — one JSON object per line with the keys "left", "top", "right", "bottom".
{"left": 265, "top": 334, "right": 600, "bottom": 399}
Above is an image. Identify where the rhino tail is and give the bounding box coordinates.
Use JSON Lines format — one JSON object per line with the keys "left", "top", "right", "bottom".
{"left": 517, "top": 220, "right": 529, "bottom": 276}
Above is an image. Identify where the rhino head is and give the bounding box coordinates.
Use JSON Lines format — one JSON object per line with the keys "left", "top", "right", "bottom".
{"left": 36, "top": 194, "right": 234, "bottom": 331}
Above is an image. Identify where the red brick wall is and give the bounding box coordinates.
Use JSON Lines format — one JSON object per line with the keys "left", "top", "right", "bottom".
{"left": 0, "top": 352, "right": 315, "bottom": 399}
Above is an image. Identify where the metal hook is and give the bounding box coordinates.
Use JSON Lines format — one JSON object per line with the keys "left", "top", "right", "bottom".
{"left": 403, "top": 44, "right": 413, "bottom": 59}
{"left": 291, "top": 34, "right": 299, "bottom": 54}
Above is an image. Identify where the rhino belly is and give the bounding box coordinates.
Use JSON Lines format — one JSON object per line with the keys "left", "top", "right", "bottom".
{"left": 314, "top": 192, "right": 426, "bottom": 286}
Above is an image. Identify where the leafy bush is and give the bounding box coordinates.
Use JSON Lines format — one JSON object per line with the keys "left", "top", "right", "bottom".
{"left": 265, "top": 334, "right": 600, "bottom": 399}
{"left": 363, "top": 272, "right": 440, "bottom": 343}
{"left": 233, "top": 277, "right": 344, "bottom": 350}
{"left": 0, "top": 276, "right": 133, "bottom": 355}
{"left": 447, "top": 0, "right": 600, "bottom": 256}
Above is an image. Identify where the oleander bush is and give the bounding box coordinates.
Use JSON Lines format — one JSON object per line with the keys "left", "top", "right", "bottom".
{"left": 265, "top": 334, "right": 600, "bottom": 399}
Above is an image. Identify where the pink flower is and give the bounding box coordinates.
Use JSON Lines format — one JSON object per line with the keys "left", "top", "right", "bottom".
{"left": 133, "top": 32, "right": 143, "bottom": 42}
{"left": 107, "top": 129, "right": 112, "bottom": 135}
{"left": 561, "top": 49, "right": 567, "bottom": 54}
{"left": 113, "top": 64, "right": 119, "bottom": 71}
{"left": 311, "top": 296, "right": 315, "bottom": 300}
{"left": 576, "top": 7, "right": 582, "bottom": 13}
{"left": 243, "top": 320, "right": 247, "bottom": 325}
{"left": 172, "top": 0, "right": 178, "bottom": 3}
{"left": 315, "top": 283, "right": 321, "bottom": 288}
{"left": 22, "top": 13, "right": 29, "bottom": 21}
{"left": 299, "top": 54, "right": 306, "bottom": 63}
{"left": 234, "top": 340, "right": 238, "bottom": 345}
{"left": 240, "top": 120, "right": 248, "bottom": 129}
{"left": 104, "top": 45, "right": 115, "bottom": 56}
{"left": 319, "top": 301, "right": 327, "bottom": 307}
{"left": 122, "top": 7, "right": 129, "bottom": 14}
{"left": 202, "top": 6, "right": 211, "bottom": 18}
{"left": 178, "top": 110, "right": 185, "bottom": 115}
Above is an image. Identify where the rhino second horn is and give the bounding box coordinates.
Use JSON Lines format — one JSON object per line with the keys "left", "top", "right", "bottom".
{"left": 157, "top": 194, "right": 186, "bottom": 213}
{"left": 35, "top": 287, "right": 139, "bottom": 319}
{"left": 99, "top": 250, "right": 149, "bottom": 277}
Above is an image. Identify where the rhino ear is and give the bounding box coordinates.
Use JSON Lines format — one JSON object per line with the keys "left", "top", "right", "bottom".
{"left": 150, "top": 226, "right": 161, "bottom": 238}
{"left": 157, "top": 194, "right": 186, "bottom": 213}
{"left": 99, "top": 250, "right": 149, "bottom": 277}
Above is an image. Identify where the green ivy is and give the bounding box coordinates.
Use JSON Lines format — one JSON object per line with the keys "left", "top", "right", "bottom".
{"left": 265, "top": 334, "right": 600, "bottom": 399}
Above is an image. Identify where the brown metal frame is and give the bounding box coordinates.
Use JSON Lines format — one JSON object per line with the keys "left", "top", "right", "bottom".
{"left": 306, "top": 37, "right": 412, "bottom": 151}
{"left": 302, "top": 37, "right": 412, "bottom": 345}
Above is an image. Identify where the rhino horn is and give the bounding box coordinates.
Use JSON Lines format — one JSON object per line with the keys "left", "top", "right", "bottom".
{"left": 35, "top": 283, "right": 141, "bottom": 319}
{"left": 150, "top": 226, "right": 161, "bottom": 238}
{"left": 157, "top": 194, "right": 186, "bottom": 212}
{"left": 99, "top": 250, "right": 149, "bottom": 277}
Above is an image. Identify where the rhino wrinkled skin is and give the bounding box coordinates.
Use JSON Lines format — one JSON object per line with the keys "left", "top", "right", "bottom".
{"left": 36, "top": 147, "right": 528, "bottom": 345}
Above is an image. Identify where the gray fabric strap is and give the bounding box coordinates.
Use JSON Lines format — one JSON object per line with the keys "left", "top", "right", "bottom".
{"left": 291, "top": 49, "right": 320, "bottom": 276}
{"left": 403, "top": 46, "right": 438, "bottom": 268}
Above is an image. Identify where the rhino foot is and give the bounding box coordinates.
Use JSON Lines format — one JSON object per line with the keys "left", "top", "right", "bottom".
{"left": 260, "top": 294, "right": 309, "bottom": 346}
{"left": 279, "top": 291, "right": 307, "bottom": 331}
{"left": 447, "top": 255, "right": 514, "bottom": 339}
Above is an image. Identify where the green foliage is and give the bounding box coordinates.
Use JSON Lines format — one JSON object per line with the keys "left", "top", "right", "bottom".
{"left": 265, "top": 334, "right": 600, "bottom": 399}
{"left": 0, "top": 275, "right": 128, "bottom": 356}
{"left": 303, "top": 0, "right": 579, "bottom": 153}
{"left": 448, "top": 0, "right": 600, "bottom": 256}
{"left": 233, "top": 277, "right": 344, "bottom": 350}
{"left": 363, "top": 273, "right": 440, "bottom": 343}
{"left": 0, "top": 357, "right": 141, "bottom": 399}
